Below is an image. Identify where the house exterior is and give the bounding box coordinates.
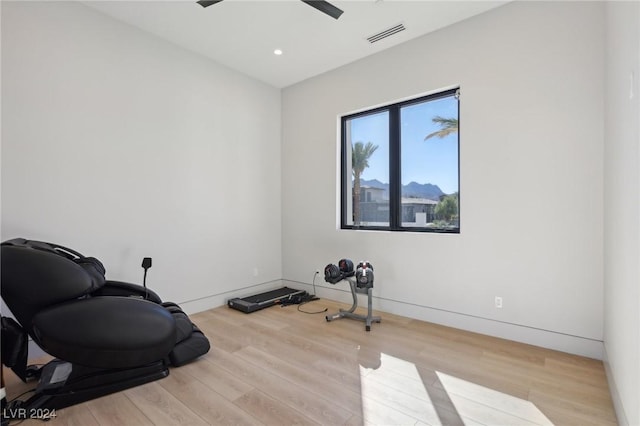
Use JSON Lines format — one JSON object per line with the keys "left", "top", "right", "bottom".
{"left": 358, "top": 186, "right": 438, "bottom": 225}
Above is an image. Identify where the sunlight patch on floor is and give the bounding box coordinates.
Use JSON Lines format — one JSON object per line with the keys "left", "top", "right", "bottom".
{"left": 360, "top": 352, "right": 442, "bottom": 425}
{"left": 436, "top": 371, "right": 554, "bottom": 426}
{"left": 358, "top": 352, "right": 554, "bottom": 426}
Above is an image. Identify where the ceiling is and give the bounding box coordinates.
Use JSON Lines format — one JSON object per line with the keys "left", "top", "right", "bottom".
{"left": 83, "top": 0, "right": 509, "bottom": 88}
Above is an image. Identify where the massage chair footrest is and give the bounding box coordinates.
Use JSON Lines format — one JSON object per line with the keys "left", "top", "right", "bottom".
{"left": 162, "top": 302, "right": 210, "bottom": 367}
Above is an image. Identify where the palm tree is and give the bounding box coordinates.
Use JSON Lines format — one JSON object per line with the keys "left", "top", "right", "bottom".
{"left": 352, "top": 141, "right": 379, "bottom": 224}
{"left": 425, "top": 116, "right": 459, "bottom": 226}
{"left": 424, "top": 116, "right": 459, "bottom": 140}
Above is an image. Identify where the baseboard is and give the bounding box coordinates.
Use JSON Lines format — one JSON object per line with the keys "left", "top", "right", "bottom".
{"left": 26, "top": 278, "right": 601, "bottom": 362}
{"left": 177, "top": 279, "right": 287, "bottom": 315}
{"left": 283, "top": 279, "right": 604, "bottom": 360}
{"left": 602, "top": 346, "right": 627, "bottom": 426}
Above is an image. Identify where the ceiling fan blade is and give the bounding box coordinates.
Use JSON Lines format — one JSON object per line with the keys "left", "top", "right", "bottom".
{"left": 300, "top": 0, "right": 344, "bottom": 20}
{"left": 197, "top": 0, "right": 224, "bottom": 8}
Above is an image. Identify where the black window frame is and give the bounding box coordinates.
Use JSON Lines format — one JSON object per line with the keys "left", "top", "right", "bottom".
{"left": 340, "top": 88, "right": 460, "bottom": 233}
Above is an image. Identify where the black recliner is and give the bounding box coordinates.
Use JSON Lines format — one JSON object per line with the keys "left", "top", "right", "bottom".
{"left": 1, "top": 238, "right": 210, "bottom": 417}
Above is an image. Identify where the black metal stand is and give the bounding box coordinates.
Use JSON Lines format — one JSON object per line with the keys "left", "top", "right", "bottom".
{"left": 2, "top": 359, "right": 169, "bottom": 423}
{"left": 325, "top": 277, "right": 381, "bottom": 331}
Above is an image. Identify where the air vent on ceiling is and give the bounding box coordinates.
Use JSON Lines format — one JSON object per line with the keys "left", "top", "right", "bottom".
{"left": 366, "top": 23, "right": 406, "bottom": 44}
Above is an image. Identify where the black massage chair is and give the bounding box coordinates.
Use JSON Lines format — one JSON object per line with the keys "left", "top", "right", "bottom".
{"left": 0, "top": 238, "right": 210, "bottom": 418}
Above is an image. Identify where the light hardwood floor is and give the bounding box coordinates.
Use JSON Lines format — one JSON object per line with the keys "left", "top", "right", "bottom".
{"left": 4, "top": 299, "right": 617, "bottom": 425}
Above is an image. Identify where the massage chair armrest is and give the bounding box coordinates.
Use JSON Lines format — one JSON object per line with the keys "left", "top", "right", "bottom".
{"left": 91, "top": 280, "right": 162, "bottom": 304}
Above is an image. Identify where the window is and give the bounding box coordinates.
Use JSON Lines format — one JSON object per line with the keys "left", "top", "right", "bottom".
{"left": 341, "top": 88, "right": 459, "bottom": 233}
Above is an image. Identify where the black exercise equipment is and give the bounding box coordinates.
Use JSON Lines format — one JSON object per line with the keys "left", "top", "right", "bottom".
{"left": 0, "top": 238, "right": 210, "bottom": 421}
{"left": 227, "top": 286, "right": 306, "bottom": 313}
{"left": 324, "top": 259, "right": 381, "bottom": 331}
{"left": 339, "top": 258, "right": 354, "bottom": 275}
{"left": 324, "top": 258, "right": 356, "bottom": 285}
{"left": 324, "top": 263, "right": 343, "bottom": 284}
{"left": 356, "top": 261, "right": 374, "bottom": 289}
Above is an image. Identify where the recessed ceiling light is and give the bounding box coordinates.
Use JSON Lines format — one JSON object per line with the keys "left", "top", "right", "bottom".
{"left": 274, "top": 49, "right": 283, "bottom": 56}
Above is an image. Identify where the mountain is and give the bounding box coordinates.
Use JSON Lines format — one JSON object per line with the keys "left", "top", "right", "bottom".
{"left": 361, "top": 179, "right": 387, "bottom": 190}
{"left": 403, "top": 181, "right": 445, "bottom": 200}
{"left": 360, "top": 179, "right": 445, "bottom": 201}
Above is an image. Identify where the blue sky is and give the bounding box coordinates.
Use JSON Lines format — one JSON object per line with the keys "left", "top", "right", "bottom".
{"left": 349, "top": 96, "right": 458, "bottom": 194}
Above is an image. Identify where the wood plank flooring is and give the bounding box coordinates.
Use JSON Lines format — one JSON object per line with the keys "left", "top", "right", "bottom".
{"left": 4, "top": 299, "right": 617, "bottom": 425}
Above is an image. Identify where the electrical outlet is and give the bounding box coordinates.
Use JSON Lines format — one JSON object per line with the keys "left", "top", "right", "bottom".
{"left": 495, "top": 296, "right": 503, "bottom": 309}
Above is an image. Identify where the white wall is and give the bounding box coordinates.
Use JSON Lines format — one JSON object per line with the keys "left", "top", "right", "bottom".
{"left": 603, "top": 2, "right": 640, "bottom": 425}
{"left": 282, "top": 1, "right": 605, "bottom": 358}
{"left": 1, "top": 1, "right": 282, "bottom": 313}
{"left": 3, "top": 2, "right": 636, "bottom": 418}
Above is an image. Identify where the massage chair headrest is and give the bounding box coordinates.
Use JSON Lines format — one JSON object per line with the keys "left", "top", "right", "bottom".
{"left": 1, "top": 238, "right": 107, "bottom": 332}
